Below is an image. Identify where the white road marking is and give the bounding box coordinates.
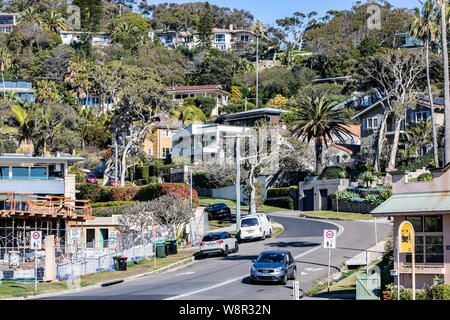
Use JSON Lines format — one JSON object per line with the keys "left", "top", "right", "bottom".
{"left": 165, "top": 218, "right": 345, "bottom": 300}
{"left": 175, "top": 272, "right": 195, "bottom": 276}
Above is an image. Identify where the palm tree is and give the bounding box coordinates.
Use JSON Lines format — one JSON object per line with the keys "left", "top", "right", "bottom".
{"left": 0, "top": 48, "right": 12, "bottom": 99}
{"left": 438, "top": 0, "right": 450, "bottom": 165}
{"left": 42, "top": 10, "right": 67, "bottom": 33}
{"left": 19, "top": 7, "right": 42, "bottom": 26}
{"left": 170, "top": 101, "right": 207, "bottom": 126}
{"left": 10, "top": 104, "right": 34, "bottom": 145}
{"left": 410, "top": 0, "right": 440, "bottom": 167}
{"left": 287, "top": 94, "right": 352, "bottom": 174}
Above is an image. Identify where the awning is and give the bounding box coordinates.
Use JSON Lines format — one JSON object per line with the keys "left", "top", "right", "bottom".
{"left": 372, "top": 191, "right": 450, "bottom": 216}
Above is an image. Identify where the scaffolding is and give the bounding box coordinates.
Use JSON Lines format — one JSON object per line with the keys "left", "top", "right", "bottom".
{"left": 0, "top": 192, "right": 92, "bottom": 263}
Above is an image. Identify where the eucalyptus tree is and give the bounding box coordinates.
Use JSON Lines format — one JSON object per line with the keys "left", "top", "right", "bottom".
{"left": 276, "top": 11, "right": 318, "bottom": 51}
{"left": 0, "top": 48, "right": 12, "bottom": 99}
{"left": 409, "top": 0, "right": 440, "bottom": 167}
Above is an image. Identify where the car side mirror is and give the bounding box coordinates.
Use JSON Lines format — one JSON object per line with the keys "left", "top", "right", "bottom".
{"left": 251, "top": 259, "right": 256, "bottom": 263}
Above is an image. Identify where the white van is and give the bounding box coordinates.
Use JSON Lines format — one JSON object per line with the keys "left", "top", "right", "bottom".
{"left": 239, "top": 214, "right": 273, "bottom": 241}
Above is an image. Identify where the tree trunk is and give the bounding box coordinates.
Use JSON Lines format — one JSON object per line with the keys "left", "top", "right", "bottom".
{"left": 248, "top": 167, "right": 257, "bottom": 216}
{"left": 426, "top": 39, "right": 439, "bottom": 168}
{"left": 2, "top": 72, "right": 5, "bottom": 99}
{"left": 441, "top": 0, "right": 450, "bottom": 165}
{"left": 315, "top": 139, "right": 323, "bottom": 174}
{"left": 388, "top": 117, "right": 403, "bottom": 170}
{"left": 374, "top": 111, "right": 388, "bottom": 172}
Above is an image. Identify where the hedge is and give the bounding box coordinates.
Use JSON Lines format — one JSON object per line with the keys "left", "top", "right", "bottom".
{"left": 266, "top": 186, "right": 298, "bottom": 198}
{"left": 320, "top": 166, "right": 346, "bottom": 180}
{"left": 77, "top": 182, "right": 199, "bottom": 207}
{"left": 264, "top": 197, "right": 294, "bottom": 210}
{"left": 90, "top": 201, "right": 137, "bottom": 208}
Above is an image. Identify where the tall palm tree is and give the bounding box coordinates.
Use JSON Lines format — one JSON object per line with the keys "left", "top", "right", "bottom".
{"left": 410, "top": 0, "right": 440, "bottom": 167}
{"left": 0, "top": 48, "right": 12, "bottom": 99}
{"left": 287, "top": 94, "right": 352, "bottom": 174}
{"left": 439, "top": 0, "right": 450, "bottom": 165}
{"left": 19, "top": 7, "right": 42, "bottom": 26}
{"left": 10, "top": 104, "right": 34, "bottom": 145}
{"left": 42, "top": 10, "right": 67, "bottom": 33}
{"left": 169, "top": 102, "right": 207, "bottom": 126}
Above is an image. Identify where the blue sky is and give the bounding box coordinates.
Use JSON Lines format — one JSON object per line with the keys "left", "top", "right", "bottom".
{"left": 146, "top": 0, "right": 421, "bottom": 26}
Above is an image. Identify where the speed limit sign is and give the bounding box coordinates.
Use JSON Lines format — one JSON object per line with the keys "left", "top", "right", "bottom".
{"left": 30, "top": 231, "right": 42, "bottom": 249}
{"left": 323, "top": 230, "right": 336, "bottom": 249}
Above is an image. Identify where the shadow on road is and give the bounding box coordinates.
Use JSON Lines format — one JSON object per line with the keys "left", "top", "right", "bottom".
{"left": 266, "top": 241, "right": 320, "bottom": 248}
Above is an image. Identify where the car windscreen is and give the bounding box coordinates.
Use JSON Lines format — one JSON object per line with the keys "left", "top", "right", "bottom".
{"left": 202, "top": 234, "right": 222, "bottom": 241}
{"left": 241, "top": 218, "right": 259, "bottom": 227}
{"left": 257, "top": 253, "right": 285, "bottom": 263}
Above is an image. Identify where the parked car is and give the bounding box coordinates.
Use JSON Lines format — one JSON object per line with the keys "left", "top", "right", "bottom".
{"left": 199, "top": 232, "right": 239, "bottom": 258}
{"left": 85, "top": 173, "right": 98, "bottom": 184}
{"left": 108, "top": 177, "right": 119, "bottom": 186}
{"left": 205, "top": 203, "right": 231, "bottom": 220}
{"left": 250, "top": 250, "right": 297, "bottom": 285}
{"left": 239, "top": 214, "right": 272, "bottom": 241}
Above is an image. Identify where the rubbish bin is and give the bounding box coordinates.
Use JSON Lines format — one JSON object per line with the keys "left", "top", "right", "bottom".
{"left": 156, "top": 242, "right": 166, "bottom": 258}
{"left": 117, "top": 257, "right": 128, "bottom": 271}
{"left": 166, "top": 239, "right": 177, "bottom": 255}
{"left": 113, "top": 256, "right": 128, "bottom": 271}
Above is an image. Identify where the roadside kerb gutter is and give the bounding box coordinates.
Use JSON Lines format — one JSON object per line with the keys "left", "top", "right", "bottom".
{"left": 6, "top": 255, "right": 198, "bottom": 300}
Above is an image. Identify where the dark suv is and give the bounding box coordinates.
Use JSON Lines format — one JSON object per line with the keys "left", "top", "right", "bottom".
{"left": 205, "top": 203, "right": 231, "bottom": 220}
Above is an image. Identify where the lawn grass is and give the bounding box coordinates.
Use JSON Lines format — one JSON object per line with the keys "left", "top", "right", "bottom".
{"left": 299, "top": 210, "right": 383, "bottom": 221}
{"left": 199, "top": 197, "right": 292, "bottom": 213}
{"left": 0, "top": 248, "right": 199, "bottom": 299}
{"left": 208, "top": 219, "right": 235, "bottom": 230}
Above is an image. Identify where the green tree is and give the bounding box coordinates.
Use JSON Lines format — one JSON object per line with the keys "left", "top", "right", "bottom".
{"left": 41, "top": 10, "right": 67, "bottom": 33}
{"left": 72, "top": 0, "right": 104, "bottom": 32}
{"left": 287, "top": 94, "right": 352, "bottom": 174}
{"left": 410, "top": 0, "right": 440, "bottom": 167}
{"left": 0, "top": 48, "right": 12, "bottom": 99}
{"left": 170, "top": 99, "right": 207, "bottom": 126}
{"left": 197, "top": 2, "right": 213, "bottom": 49}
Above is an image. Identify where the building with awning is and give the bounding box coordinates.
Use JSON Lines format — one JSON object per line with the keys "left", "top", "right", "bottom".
{"left": 372, "top": 165, "right": 450, "bottom": 289}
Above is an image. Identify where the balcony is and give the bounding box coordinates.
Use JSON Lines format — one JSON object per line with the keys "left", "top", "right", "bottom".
{"left": 0, "top": 192, "right": 92, "bottom": 219}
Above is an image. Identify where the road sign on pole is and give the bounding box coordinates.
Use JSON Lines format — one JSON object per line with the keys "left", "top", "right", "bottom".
{"left": 31, "top": 231, "right": 42, "bottom": 249}
{"left": 323, "top": 230, "right": 336, "bottom": 249}
{"left": 30, "top": 231, "right": 41, "bottom": 292}
{"left": 293, "top": 281, "right": 300, "bottom": 300}
{"left": 398, "top": 221, "right": 416, "bottom": 300}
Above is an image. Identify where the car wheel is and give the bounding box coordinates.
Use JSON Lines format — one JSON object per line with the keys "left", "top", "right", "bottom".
{"left": 223, "top": 245, "right": 229, "bottom": 257}
{"left": 261, "top": 232, "right": 266, "bottom": 240}
{"left": 269, "top": 229, "right": 272, "bottom": 238}
{"left": 281, "top": 273, "right": 287, "bottom": 285}
{"left": 290, "top": 267, "right": 297, "bottom": 280}
{"left": 234, "top": 242, "right": 239, "bottom": 253}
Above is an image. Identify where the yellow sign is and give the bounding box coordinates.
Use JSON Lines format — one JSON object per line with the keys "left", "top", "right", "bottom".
{"left": 399, "top": 222, "right": 414, "bottom": 253}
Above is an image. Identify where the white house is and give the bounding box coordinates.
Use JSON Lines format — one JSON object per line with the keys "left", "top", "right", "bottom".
{"left": 59, "top": 31, "right": 111, "bottom": 46}
{"left": 0, "top": 13, "right": 18, "bottom": 33}
{"left": 171, "top": 123, "right": 249, "bottom": 164}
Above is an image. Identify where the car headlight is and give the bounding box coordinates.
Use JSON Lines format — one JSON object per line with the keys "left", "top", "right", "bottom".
{"left": 274, "top": 267, "right": 284, "bottom": 273}
{"left": 251, "top": 266, "right": 257, "bottom": 273}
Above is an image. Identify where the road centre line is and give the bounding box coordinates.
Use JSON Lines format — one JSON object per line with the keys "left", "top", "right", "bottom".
{"left": 165, "top": 218, "right": 344, "bottom": 300}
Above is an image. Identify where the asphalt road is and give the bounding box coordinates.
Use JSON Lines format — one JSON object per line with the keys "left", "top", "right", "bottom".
{"left": 40, "top": 214, "right": 392, "bottom": 300}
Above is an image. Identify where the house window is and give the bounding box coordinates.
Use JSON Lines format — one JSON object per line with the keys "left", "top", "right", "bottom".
{"left": 215, "top": 44, "right": 226, "bottom": 51}
{"left": 12, "top": 167, "right": 29, "bottom": 180}
{"left": 148, "top": 148, "right": 152, "bottom": 156}
{"left": 30, "top": 167, "right": 47, "bottom": 181}
{"left": 162, "top": 148, "right": 171, "bottom": 159}
{"left": 366, "top": 117, "right": 379, "bottom": 130}
{"left": 0, "top": 167, "right": 9, "bottom": 180}
{"left": 415, "top": 111, "right": 429, "bottom": 123}
{"left": 405, "top": 215, "right": 443, "bottom": 264}
{"left": 163, "top": 130, "right": 171, "bottom": 137}
{"left": 215, "top": 34, "right": 225, "bottom": 42}
{"left": 240, "top": 35, "right": 249, "bottom": 42}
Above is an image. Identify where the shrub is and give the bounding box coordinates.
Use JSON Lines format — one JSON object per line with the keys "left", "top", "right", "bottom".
{"left": 91, "top": 201, "right": 137, "bottom": 208}
{"left": 76, "top": 183, "right": 101, "bottom": 202}
{"left": 134, "top": 183, "right": 163, "bottom": 201}
{"left": 99, "top": 186, "right": 113, "bottom": 202}
{"left": 267, "top": 186, "right": 298, "bottom": 198}
{"left": 333, "top": 190, "right": 359, "bottom": 200}
{"left": 359, "top": 171, "right": 375, "bottom": 187}
{"left": 381, "top": 189, "right": 393, "bottom": 200}
{"left": 365, "top": 193, "right": 384, "bottom": 205}
{"left": 264, "top": 197, "right": 294, "bottom": 210}
{"left": 110, "top": 186, "right": 140, "bottom": 201}
{"left": 320, "top": 166, "right": 346, "bottom": 180}
{"left": 161, "top": 183, "right": 199, "bottom": 207}
{"left": 417, "top": 172, "right": 433, "bottom": 182}
{"left": 427, "top": 284, "right": 450, "bottom": 300}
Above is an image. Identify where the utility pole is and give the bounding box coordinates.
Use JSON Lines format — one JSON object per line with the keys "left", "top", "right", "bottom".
{"left": 114, "top": 134, "right": 118, "bottom": 187}
{"left": 245, "top": 97, "right": 248, "bottom": 112}
{"left": 256, "top": 35, "right": 259, "bottom": 109}
{"left": 235, "top": 136, "right": 241, "bottom": 235}
{"left": 440, "top": 0, "right": 450, "bottom": 165}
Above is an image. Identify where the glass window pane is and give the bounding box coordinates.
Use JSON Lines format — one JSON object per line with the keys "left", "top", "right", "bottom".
{"left": 12, "top": 167, "right": 29, "bottom": 180}
{"left": 426, "top": 254, "right": 443, "bottom": 263}
{"left": 30, "top": 167, "right": 47, "bottom": 180}
{"left": 0, "top": 167, "right": 9, "bottom": 180}
{"left": 406, "top": 254, "right": 424, "bottom": 263}
{"left": 426, "top": 236, "right": 443, "bottom": 245}
{"left": 424, "top": 216, "right": 442, "bottom": 232}
{"left": 406, "top": 216, "right": 423, "bottom": 232}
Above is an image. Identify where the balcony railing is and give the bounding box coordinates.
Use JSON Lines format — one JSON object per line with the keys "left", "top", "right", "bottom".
{"left": 0, "top": 192, "right": 92, "bottom": 219}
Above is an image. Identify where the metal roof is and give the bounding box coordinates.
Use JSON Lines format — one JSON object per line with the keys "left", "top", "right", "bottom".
{"left": 0, "top": 154, "right": 84, "bottom": 164}
{"left": 372, "top": 191, "right": 450, "bottom": 216}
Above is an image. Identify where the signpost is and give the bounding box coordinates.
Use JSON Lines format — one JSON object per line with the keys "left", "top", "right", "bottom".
{"left": 293, "top": 281, "right": 300, "bottom": 300}
{"left": 324, "top": 230, "right": 337, "bottom": 293}
{"left": 30, "top": 231, "right": 42, "bottom": 292}
{"left": 398, "top": 221, "right": 415, "bottom": 300}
